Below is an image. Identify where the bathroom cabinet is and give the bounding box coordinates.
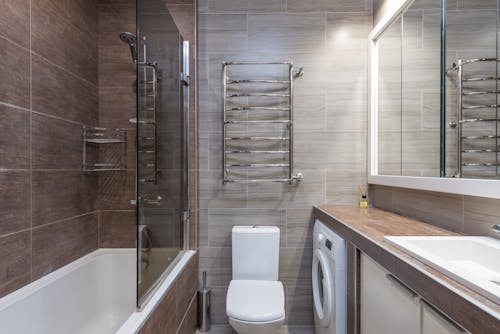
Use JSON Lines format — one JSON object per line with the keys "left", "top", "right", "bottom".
{"left": 422, "top": 302, "right": 467, "bottom": 334}
{"left": 360, "top": 253, "right": 468, "bottom": 334}
{"left": 360, "top": 253, "right": 420, "bottom": 334}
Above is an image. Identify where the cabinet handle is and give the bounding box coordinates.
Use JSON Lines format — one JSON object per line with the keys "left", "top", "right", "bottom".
{"left": 421, "top": 300, "right": 467, "bottom": 333}
{"left": 385, "top": 274, "right": 419, "bottom": 299}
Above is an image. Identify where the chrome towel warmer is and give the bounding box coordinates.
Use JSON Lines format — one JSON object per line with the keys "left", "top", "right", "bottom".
{"left": 222, "top": 61, "right": 303, "bottom": 184}
{"left": 448, "top": 58, "right": 500, "bottom": 178}
{"left": 138, "top": 61, "right": 161, "bottom": 184}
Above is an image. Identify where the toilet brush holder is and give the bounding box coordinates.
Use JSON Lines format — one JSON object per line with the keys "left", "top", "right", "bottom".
{"left": 198, "top": 271, "right": 211, "bottom": 332}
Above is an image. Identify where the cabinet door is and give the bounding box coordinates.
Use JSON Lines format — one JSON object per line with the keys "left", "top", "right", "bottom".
{"left": 360, "top": 253, "right": 420, "bottom": 334}
{"left": 422, "top": 301, "right": 467, "bottom": 334}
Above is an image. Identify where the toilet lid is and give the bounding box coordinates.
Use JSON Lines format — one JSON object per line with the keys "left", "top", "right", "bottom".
{"left": 226, "top": 280, "right": 285, "bottom": 322}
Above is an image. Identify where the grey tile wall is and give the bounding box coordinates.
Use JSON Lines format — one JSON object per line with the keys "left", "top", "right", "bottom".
{"left": 0, "top": 0, "right": 99, "bottom": 297}
{"left": 199, "top": 1, "right": 372, "bottom": 328}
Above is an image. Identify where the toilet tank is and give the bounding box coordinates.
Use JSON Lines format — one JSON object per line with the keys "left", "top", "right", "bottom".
{"left": 232, "top": 226, "right": 280, "bottom": 281}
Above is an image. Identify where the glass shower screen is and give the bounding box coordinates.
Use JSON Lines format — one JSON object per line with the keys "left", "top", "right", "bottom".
{"left": 136, "top": 0, "right": 189, "bottom": 307}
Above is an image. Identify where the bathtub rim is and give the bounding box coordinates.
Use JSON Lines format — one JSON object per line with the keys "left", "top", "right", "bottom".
{"left": 117, "top": 249, "right": 196, "bottom": 334}
{"left": 0, "top": 248, "right": 196, "bottom": 334}
{"left": 0, "top": 248, "right": 136, "bottom": 313}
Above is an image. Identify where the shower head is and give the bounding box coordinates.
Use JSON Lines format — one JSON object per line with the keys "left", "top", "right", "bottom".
{"left": 120, "top": 32, "right": 137, "bottom": 45}
{"left": 119, "top": 32, "right": 138, "bottom": 64}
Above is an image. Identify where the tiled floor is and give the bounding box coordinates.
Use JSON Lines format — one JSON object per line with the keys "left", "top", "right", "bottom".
{"left": 197, "top": 325, "right": 315, "bottom": 334}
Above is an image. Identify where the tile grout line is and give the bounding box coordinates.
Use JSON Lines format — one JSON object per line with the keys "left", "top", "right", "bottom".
{"left": 0, "top": 227, "right": 33, "bottom": 240}
{"left": 30, "top": 50, "right": 98, "bottom": 89}
{"left": 31, "top": 211, "right": 99, "bottom": 231}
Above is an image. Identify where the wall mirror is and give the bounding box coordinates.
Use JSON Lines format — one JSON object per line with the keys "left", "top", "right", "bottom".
{"left": 369, "top": 0, "right": 500, "bottom": 198}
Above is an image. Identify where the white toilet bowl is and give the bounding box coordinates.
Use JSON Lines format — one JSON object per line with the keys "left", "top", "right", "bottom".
{"left": 229, "top": 317, "right": 285, "bottom": 334}
{"left": 226, "top": 280, "right": 285, "bottom": 334}
{"left": 226, "top": 226, "right": 285, "bottom": 334}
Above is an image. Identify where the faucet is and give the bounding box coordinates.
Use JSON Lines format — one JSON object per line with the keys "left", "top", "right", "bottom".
{"left": 493, "top": 224, "right": 500, "bottom": 235}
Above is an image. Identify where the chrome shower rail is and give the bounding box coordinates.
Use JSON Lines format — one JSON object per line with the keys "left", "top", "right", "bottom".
{"left": 222, "top": 61, "right": 303, "bottom": 184}
{"left": 448, "top": 58, "right": 500, "bottom": 177}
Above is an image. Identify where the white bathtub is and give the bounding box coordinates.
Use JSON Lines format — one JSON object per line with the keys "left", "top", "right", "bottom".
{"left": 0, "top": 248, "right": 195, "bottom": 334}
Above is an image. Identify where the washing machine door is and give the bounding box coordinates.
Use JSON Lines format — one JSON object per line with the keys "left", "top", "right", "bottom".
{"left": 312, "top": 248, "right": 334, "bottom": 328}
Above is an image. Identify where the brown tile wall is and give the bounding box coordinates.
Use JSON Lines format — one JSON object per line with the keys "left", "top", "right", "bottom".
{"left": 96, "top": 0, "right": 137, "bottom": 248}
{"left": 96, "top": 0, "right": 199, "bottom": 251}
{"left": 371, "top": 185, "right": 500, "bottom": 238}
{"left": 139, "top": 253, "right": 199, "bottom": 334}
{"left": 198, "top": 0, "right": 372, "bottom": 330}
{"left": 0, "top": 0, "right": 99, "bottom": 297}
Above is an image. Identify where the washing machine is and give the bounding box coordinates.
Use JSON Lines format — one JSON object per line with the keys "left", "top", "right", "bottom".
{"left": 312, "top": 220, "right": 347, "bottom": 334}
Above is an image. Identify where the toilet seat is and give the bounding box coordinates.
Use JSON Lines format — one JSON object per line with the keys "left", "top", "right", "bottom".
{"left": 226, "top": 280, "right": 285, "bottom": 322}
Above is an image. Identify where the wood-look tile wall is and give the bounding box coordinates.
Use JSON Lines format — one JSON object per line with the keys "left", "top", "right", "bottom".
{"left": 96, "top": 0, "right": 199, "bottom": 250}
{"left": 198, "top": 0, "right": 372, "bottom": 330}
{"left": 0, "top": 0, "right": 99, "bottom": 297}
{"left": 96, "top": 0, "right": 137, "bottom": 248}
{"left": 371, "top": 184, "right": 500, "bottom": 238}
{"left": 139, "top": 254, "right": 199, "bottom": 334}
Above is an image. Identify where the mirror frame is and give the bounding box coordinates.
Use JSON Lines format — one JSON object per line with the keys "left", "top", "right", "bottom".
{"left": 368, "top": 0, "right": 500, "bottom": 199}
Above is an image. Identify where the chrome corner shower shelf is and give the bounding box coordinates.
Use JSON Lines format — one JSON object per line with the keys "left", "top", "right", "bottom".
{"left": 83, "top": 126, "right": 127, "bottom": 172}
{"left": 448, "top": 58, "right": 500, "bottom": 178}
{"left": 222, "top": 61, "right": 303, "bottom": 184}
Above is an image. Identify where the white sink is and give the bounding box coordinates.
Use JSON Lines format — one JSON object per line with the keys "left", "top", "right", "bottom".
{"left": 384, "top": 236, "right": 500, "bottom": 305}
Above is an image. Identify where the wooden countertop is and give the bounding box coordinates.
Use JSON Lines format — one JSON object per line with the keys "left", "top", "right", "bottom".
{"left": 313, "top": 205, "right": 500, "bottom": 334}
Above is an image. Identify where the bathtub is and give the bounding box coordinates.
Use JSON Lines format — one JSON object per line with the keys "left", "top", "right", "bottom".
{"left": 0, "top": 248, "right": 195, "bottom": 334}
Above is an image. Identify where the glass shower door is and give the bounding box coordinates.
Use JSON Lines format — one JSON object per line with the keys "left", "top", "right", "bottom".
{"left": 136, "top": 0, "right": 188, "bottom": 306}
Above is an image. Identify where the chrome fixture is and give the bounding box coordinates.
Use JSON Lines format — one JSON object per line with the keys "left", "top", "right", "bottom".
{"left": 82, "top": 127, "right": 127, "bottom": 172}
{"left": 293, "top": 65, "right": 305, "bottom": 78}
{"left": 447, "top": 58, "right": 500, "bottom": 178}
{"left": 120, "top": 32, "right": 162, "bottom": 183}
{"left": 222, "top": 61, "right": 304, "bottom": 184}
{"left": 119, "top": 32, "right": 138, "bottom": 64}
{"left": 493, "top": 224, "right": 500, "bottom": 235}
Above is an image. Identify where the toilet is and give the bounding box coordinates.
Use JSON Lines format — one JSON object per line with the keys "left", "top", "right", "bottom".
{"left": 226, "top": 226, "right": 285, "bottom": 334}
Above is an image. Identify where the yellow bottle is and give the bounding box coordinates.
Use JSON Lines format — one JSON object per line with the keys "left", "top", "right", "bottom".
{"left": 359, "top": 195, "right": 368, "bottom": 208}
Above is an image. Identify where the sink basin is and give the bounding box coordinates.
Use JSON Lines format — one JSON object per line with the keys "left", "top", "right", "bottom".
{"left": 384, "top": 236, "right": 500, "bottom": 305}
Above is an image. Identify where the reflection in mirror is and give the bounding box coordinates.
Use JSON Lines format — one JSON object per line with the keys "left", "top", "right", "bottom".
{"left": 445, "top": 0, "right": 499, "bottom": 179}
{"left": 378, "top": 16, "right": 402, "bottom": 175}
{"left": 401, "top": 5, "right": 441, "bottom": 177}
{"left": 377, "top": 0, "right": 441, "bottom": 177}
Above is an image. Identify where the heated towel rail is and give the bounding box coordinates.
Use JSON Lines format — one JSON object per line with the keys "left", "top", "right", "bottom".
{"left": 448, "top": 58, "right": 500, "bottom": 178}
{"left": 222, "top": 61, "right": 303, "bottom": 184}
{"left": 138, "top": 61, "right": 161, "bottom": 184}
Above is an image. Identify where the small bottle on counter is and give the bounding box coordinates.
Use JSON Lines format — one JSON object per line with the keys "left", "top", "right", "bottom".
{"left": 359, "top": 195, "right": 369, "bottom": 208}
{"left": 358, "top": 185, "right": 369, "bottom": 208}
